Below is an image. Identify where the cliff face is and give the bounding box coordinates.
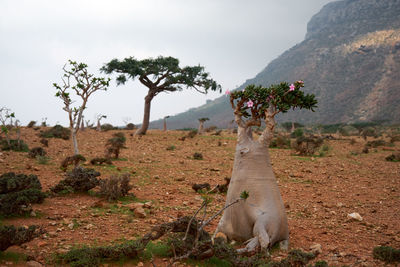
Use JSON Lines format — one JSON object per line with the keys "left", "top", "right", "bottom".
{"left": 151, "top": 0, "right": 400, "bottom": 129}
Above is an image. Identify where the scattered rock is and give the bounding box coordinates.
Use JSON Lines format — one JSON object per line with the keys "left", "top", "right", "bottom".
{"left": 26, "top": 261, "right": 43, "bottom": 267}
{"left": 143, "top": 201, "right": 153, "bottom": 209}
{"left": 37, "top": 241, "right": 48, "bottom": 247}
{"left": 68, "top": 223, "right": 74, "bottom": 230}
{"left": 310, "top": 243, "right": 322, "bottom": 254}
{"left": 30, "top": 211, "right": 37, "bottom": 217}
{"left": 347, "top": 212, "right": 363, "bottom": 221}
{"left": 134, "top": 207, "right": 147, "bottom": 218}
{"left": 137, "top": 262, "right": 144, "bottom": 267}
{"left": 84, "top": 224, "right": 94, "bottom": 230}
{"left": 126, "top": 202, "right": 144, "bottom": 211}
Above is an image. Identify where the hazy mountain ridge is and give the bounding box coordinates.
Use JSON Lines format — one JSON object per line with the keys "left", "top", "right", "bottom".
{"left": 150, "top": 0, "right": 400, "bottom": 129}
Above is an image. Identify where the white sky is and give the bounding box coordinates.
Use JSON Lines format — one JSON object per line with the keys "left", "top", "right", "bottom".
{"left": 0, "top": 0, "right": 335, "bottom": 126}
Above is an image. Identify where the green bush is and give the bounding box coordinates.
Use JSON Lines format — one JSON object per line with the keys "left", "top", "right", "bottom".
{"left": 101, "top": 123, "right": 115, "bottom": 131}
{"left": 39, "top": 125, "right": 70, "bottom": 140}
{"left": 193, "top": 152, "right": 203, "bottom": 160}
{"left": 373, "top": 246, "right": 400, "bottom": 263}
{"left": 0, "top": 225, "right": 41, "bottom": 251}
{"left": 106, "top": 132, "right": 126, "bottom": 159}
{"left": 269, "top": 135, "right": 291, "bottom": 149}
{"left": 28, "top": 147, "right": 46, "bottom": 158}
{"left": 290, "top": 128, "right": 304, "bottom": 138}
{"left": 292, "top": 136, "right": 323, "bottom": 156}
{"left": 0, "top": 172, "right": 46, "bottom": 216}
{"left": 386, "top": 153, "right": 400, "bottom": 162}
{"left": 166, "top": 145, "right": 176, "bottom": 151}
{"left": 0, "top": 139, "right": 29, "bottom": 152}
{"left": 51, "top": 167, "right": 100, "bottom": 194}
{"left": 366, "top": 139, "right": 391, "bottom": 148}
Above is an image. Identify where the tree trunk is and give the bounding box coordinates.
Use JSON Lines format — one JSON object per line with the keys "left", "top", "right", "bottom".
{"left": 135, "top": 93, "right": 153, "bottom": 136}
{"left": 163, "top": 118, "right": 167, "bottom": 131}
{"left": 96, "top": 121, "right": 101, "bottom": 131}
{"left": 198, "top": 121, "right": 204, "bottom": 135}
{"left": 214, "top": 126, "right": 289, "bottom": 252}
{"left": 71, "top": 129, "right": 79, "bottom": 155}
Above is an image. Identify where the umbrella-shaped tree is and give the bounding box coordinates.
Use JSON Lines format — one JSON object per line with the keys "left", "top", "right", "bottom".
{"left": 101, "top": 56, "right": 221, "bottom": 136}
{"left": 214, "top": 81, "right": 317, "bottom": 253}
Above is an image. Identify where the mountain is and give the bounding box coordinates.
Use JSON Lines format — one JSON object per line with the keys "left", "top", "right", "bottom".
{"left": 150, "top": 0, "right": 400, "bottom": 129}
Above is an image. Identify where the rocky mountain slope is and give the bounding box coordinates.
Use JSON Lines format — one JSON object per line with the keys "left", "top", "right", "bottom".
{"left": 151, "top": 0, "right": 400, "bottom": 129}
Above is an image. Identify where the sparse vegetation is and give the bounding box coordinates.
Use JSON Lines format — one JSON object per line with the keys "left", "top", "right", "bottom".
{"left": 60, "top": 154, "right": 86, "bottom": 171}
{"left": 166, "top": 145, "right": 176, "bottom": 151}
{"left": 373, "top": 246, "right": 400, "bottom": 263}
{"left": 99, "top": 174, "right": 133, "bottom": 202}
{"left": 40, "top": 124, "right": 71, "bottom": 140}
{"left": 385, "top": 153, "right": 400, "bottom": 162}
{"left": 28, "top": 147, "right": 46, "bottom": 158}
{"left": 51, "top": 167, "right": 100, "bottom": 194}
{"left": 0, "top": 172, "right": 46, "bottom": 216}
{"left": 193, "top": 152, "right": 203, "bottom": 160}
{"left": 90, "top": 157, "right": 112, "bottom": 165}
{"left": 292, "top": 136, "right": 324, "bottom": 156}
{"left": 269, "top": 135, "right": 291, "bottom": 149}
{"left": 0, "top": 225, "right": 42, "bottom": 251}
{"left": 106, "top": 132, "right": 126, "bottom": 159}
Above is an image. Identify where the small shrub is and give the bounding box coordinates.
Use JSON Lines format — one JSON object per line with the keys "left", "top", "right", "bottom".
{"left": 0, "top": 225, "right": 42, "bottom": 251}
{"left": 166, "top": 145, "right": 176, "bottom": 151}
{"left": 125, "top": 123, "right": 135, "bottom": 130}
{"left": 27, "top": 121, "right": 36, "bottom": 128}
{"left": 0, "top": 172, "right": 46, "bottom": 216}
{"left": 292, "top": 136, "right": 323, "bottom": 156}
{"left": 290, "top": 128, "right": 304, "bottom": 138}
{"left": 350, "top": 138, "right": 357, "bottom": 145}
{"left": 101, "top": 123, "right": 115, "bottom": 131}
{"left": 187, "top": 130, "right": 197, "bottom": 138}
{"left": 192, "top": 183, "right": 211, "bottom": 192}
{"left": 361, "top": 127, "right": 378, "bottom": 139}
{"left": 99, "top": 174, "right": 133, "bottom": 202}
{"left": 212, "top": 129, "right": 222, "bottom": 136}
{"left": 40, "top": 138, "right": 49, "bottom": 147}
{"left": 366, "top": 139, "right": 390, "bottom": 148}
{"left": 373, "top": 246, "right": 400, "bottom": 263}
{"left": 51, "top": 167, "right": 100, "bottom": 194}
{"left": 362, "top": 146, "right": 369, "bottom": 153}
{"left": 205, "top": 126, "right": 217, "bottom": 133}
{"left": 268, "top": 249, "right": 315, "bottom": 266}
{"left": 390, "top": 135, "right": 400, "bottom": 143}
{"left": 90, "top": 157, "right": 112, "bottom": 165}
{"left": 314, "top": 260, "right": 329, "bottom": 267}
{"left": 193, "top": 152, "right": 203, "bottom": 160}
{"left": 106, "top": 132, "right": 126, "bottom": 159}
{"left": 36, "top": 155, "right": 50, "bottom": 165}
{"left": 28, "top": 147, "right": 46, "bottom": 158}
{"left": 60, "top": 154, "right": 86, "bottom": 171}
{"left": 385, "top": 153, "right": 400, "bottom": 162}
{"left": 339, "top": 125, "right": 358, "bottom": 136}
{"left": 39, "top": 125, "right": 70, "bottom": 140}
{"left": 0, "top": 139, "right": 29, "bottom": 152}
{"left": 269, "top": 135, "right": 291, "bottom": 149}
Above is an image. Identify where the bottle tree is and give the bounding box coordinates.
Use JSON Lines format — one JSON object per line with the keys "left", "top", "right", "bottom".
{"left": 197, "top": 117, "right": 209, "bottom": 135}
{"left": 53, "top": 60, "right": 110, "bottom": 155}
{"left": 214, "top": 81, "right": 317, "bottom": 253}
{"left": 101, "top": 56, "right": 221, "bottom": 136}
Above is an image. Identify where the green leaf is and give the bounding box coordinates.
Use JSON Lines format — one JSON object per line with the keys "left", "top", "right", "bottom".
{"left": 240, "top": 190, "right": 249, "bottom": 200}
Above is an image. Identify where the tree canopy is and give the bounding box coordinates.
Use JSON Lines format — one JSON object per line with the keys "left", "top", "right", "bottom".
{"left": 101, "top": 56, "right": 221, "bottom": 135}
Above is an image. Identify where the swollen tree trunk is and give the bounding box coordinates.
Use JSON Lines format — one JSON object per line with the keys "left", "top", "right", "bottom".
{"left": 135, "top": 93, "right": 153, "bottom": 136}
{"left": 215, "top": 119, "right": 289, "bottom": 252}
{"left": 198, "top": 121, "right": 205, "bottom": 135}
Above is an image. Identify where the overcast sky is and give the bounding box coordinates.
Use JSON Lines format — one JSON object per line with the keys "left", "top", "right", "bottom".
{"left": 0, "top": 0, "right": 335, "bottom": 126}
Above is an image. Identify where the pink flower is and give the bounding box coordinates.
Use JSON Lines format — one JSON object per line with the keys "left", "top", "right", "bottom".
{"left": 225, "top": 89, "right": 231, "bottom": 95}
{"left": 247, "top": 100, "right": 254, "bottom": 108}
{"left": 289, "top": 84, "right": 295, "bottom": 91}
{"left": 297, "top": 80, "right": 304, "bottom": 84}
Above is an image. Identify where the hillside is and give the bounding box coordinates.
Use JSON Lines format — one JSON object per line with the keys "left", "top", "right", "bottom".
{"left": 150, "top": 0, "right": 400, "bottom": 129}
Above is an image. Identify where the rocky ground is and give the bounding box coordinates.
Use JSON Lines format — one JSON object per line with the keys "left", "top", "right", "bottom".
{"left": 0, "top": 127, "right": 399, "bottom": 266}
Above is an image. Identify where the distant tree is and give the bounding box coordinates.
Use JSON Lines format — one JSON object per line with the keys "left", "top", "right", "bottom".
{"left": 96, "top": 114, "right": 107, "bottom": 131}
{"left": 0, "top": 107, "right": 15, "bottom": 147}
{"left": 214, "top": 82, "right": 317, "bottom": 253}
{"left": 281, "top": 122, "right": 303, "bottom": 133}
{"left": 101, "top": 56, "right": 221, "bottom": 136}
{"left": 163, "top": 116, "right": 170, "bottom": 131}
{"left": 198, "top": 117, "right": 209, "bottom": 135}
{"left": 53, "top": 60, "right": 110, "bottom": 155}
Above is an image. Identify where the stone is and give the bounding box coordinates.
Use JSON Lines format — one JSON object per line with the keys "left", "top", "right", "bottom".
{"left": 137, "top": 262, "right": 144, "bottom": 267}
{"left": 143, "top": 201, "right": 152, "bottom": 209}
{"left": 37, "top": 241, "right": 48, "bottom": 247}
{"left": 347, "top": 212, "right": 363, "bottom": 221}
{"left": 134, "top": 207, "right": 147, "bottom": 218}
{"left": 126, "top": 202, "right": 144, "bottom": 211}
{"left": 310, "top": 243, "right": 322, "bottom": 254}
{"left": 68, "top": 223, "right": 74, "bottom": 230}
{"left": 26, "top": 261, "right": 43, "bottom": 267}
